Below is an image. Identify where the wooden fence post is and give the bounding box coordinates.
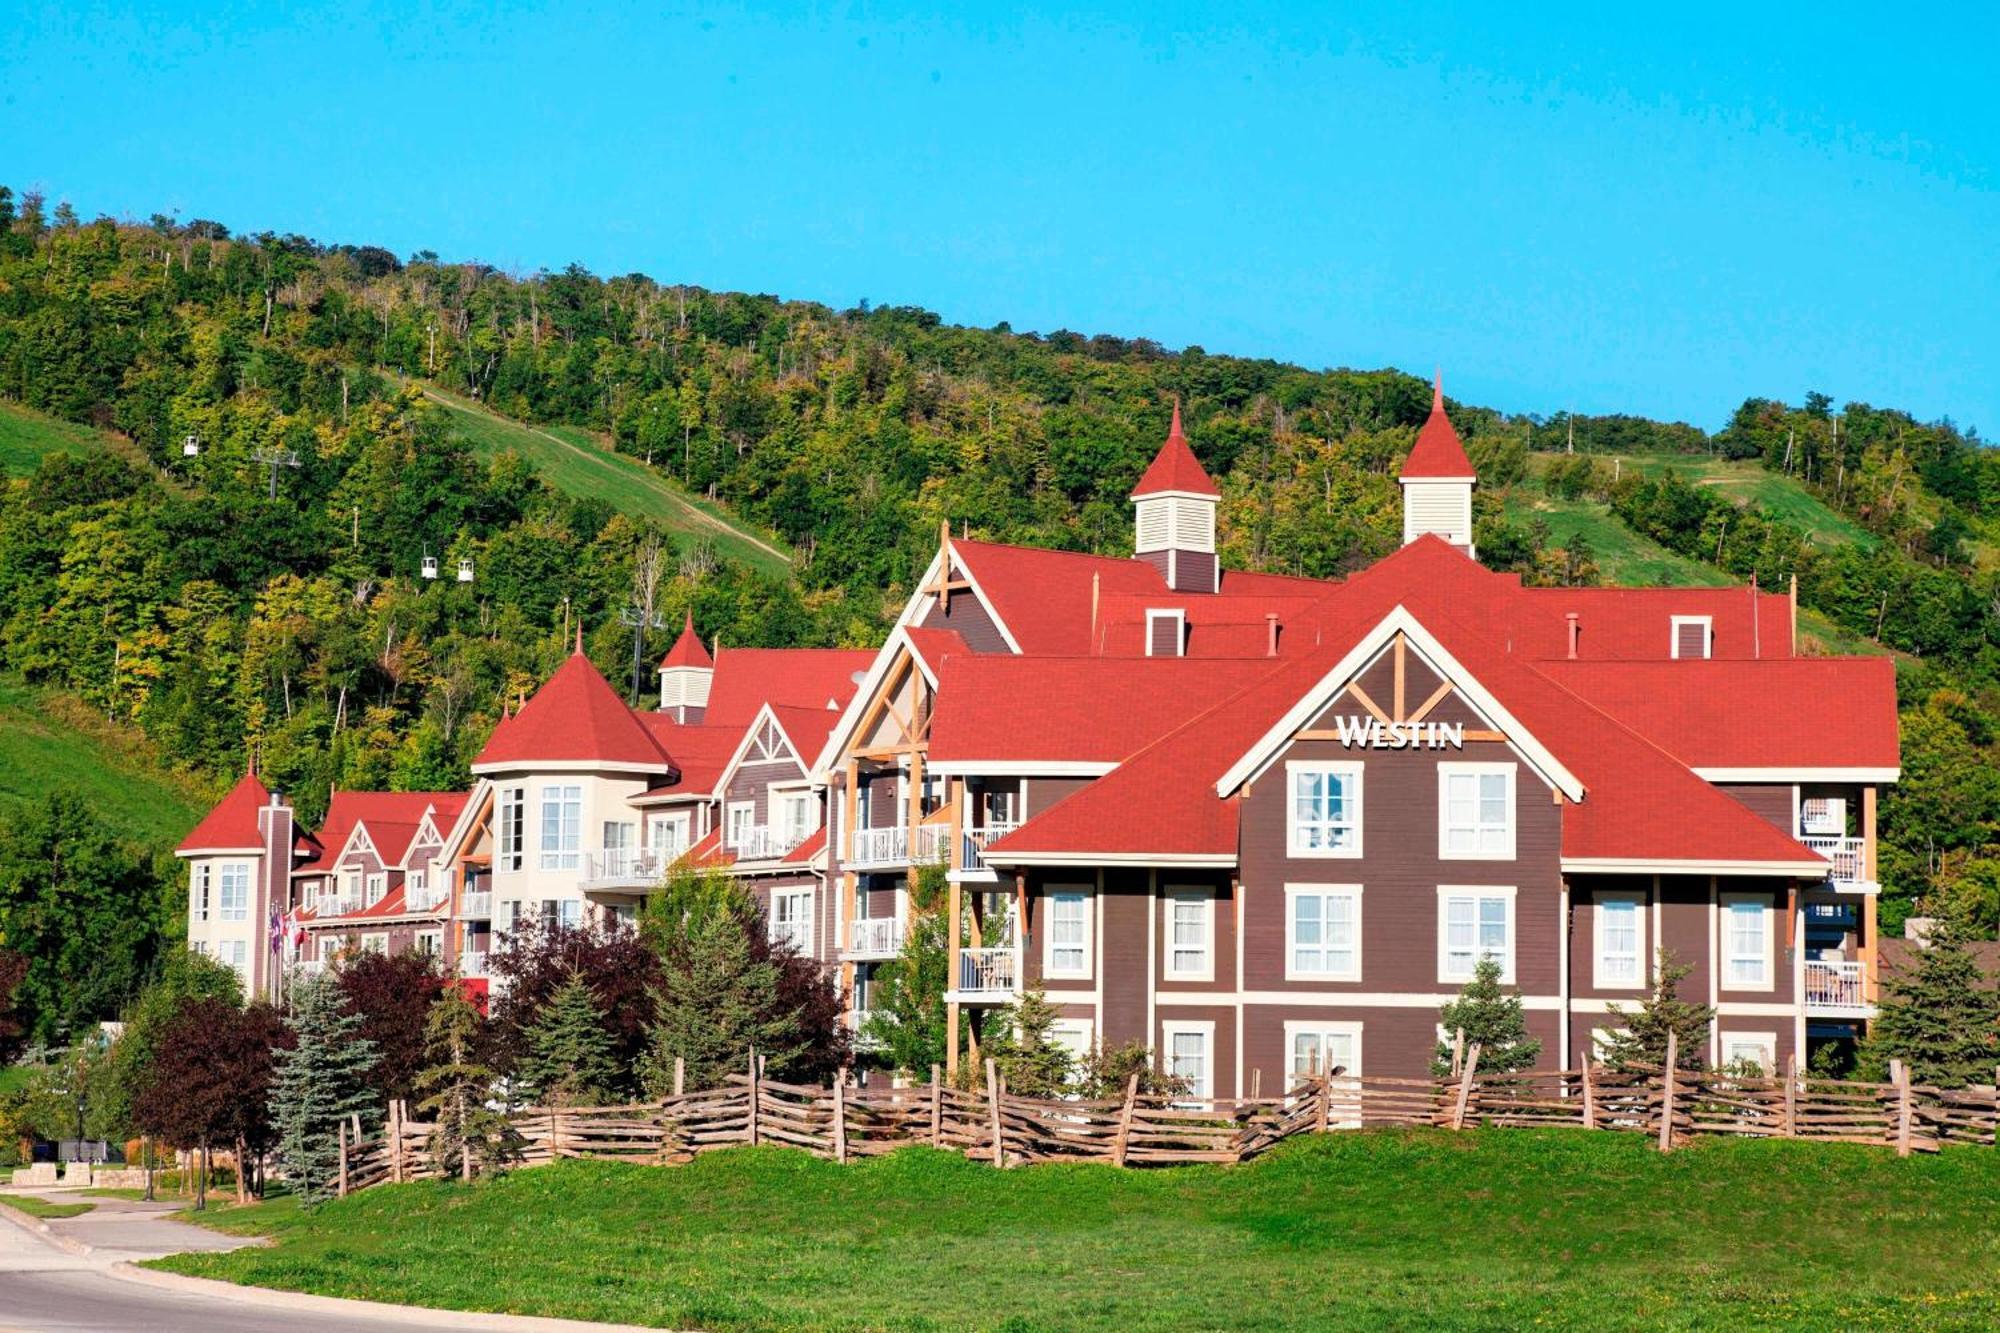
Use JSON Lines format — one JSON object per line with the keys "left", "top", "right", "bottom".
{"left": 389, "top": 1100, "right": 404, "bottom": 1184}
{"left": 461, "top": 1142, "right": 472, "bottom": 1182}
{"left": 1451, "top": 1043, "right": 1482, "bottom": 1131}
{"left": 748, "top": 1047, "right": 761, "bottom": 1147}
{"left": 673, "top": 1056, "right": 685, "bottom": 1098}
{"left": 1656, "top": 1031, "right": 1678, "bottom": 1153}
{"left": 1782, "top": 1052, "right": 1798, "bottom": 1138}
{"left": 1112, "top": 1072, "right": 1139, "bottom": 1167}
{"left": 1891, "top": 1060, "right": 1913, "bottom": 1157}
{"left": 1993, "top": 1066, "right": 1999, "bottom": 1148}
{"left": 1314, "top": 1070, "right": 1332, "bottom": 1134}
{"left": 1451, "top": 1027, "right": 1466, "bottom": 1080}
{"left": 985, "top": 1059, "right": 1004, "bottom": 1169}
{"left": 1580, "top": 1060, "right": 1597, "bottom": 1129}
{"left": 337, "top": 1120, "right": 349, "bottom": 1197}
{"left": 929, "top": 1064, "right": 943, "bottom": 1147}
{"left": 833, "top": 1071, "right": 849, "bottom": 1165}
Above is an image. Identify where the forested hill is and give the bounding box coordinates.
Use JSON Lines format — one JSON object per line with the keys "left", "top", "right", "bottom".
{"left": 0, "top": 187, "right": 1997, "bottom": 950}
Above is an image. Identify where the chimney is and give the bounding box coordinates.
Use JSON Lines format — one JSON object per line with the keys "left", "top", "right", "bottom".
{"left": 1265, "top": 613, "right": 1281, "bottom": 657}
{"left": 1565, "top": 613, "right": 1580, "bottom": 660}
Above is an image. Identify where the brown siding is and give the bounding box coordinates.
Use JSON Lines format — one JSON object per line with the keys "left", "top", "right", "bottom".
{"left": 1154, "top": 873, "right": 1234, "bottom": 993}
{"left": 921, "top": 570, "right": 1011, "bottom": 653}
{"left": 1721, "top": 784, "right": 1794, "bottom": 832}
{"left": 1099, "top": 869, "right": 1150, "bottom": 1047}
{"left": 1026, "top": 777, "right": 1090, "bottom": 817}
{"left": 1655, "top": 874, "right": 1712, "bottom": 1009}
{"left": 727, "top": 755, "right": 806, "bottom": 822}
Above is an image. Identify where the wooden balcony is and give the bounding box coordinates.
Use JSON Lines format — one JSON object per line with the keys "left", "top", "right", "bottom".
{"left": 1804, "top": 959, "right": 1870, "bottom": 1017}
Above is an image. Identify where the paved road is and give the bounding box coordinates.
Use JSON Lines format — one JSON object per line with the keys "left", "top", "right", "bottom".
{"left": 0, "top": 1190, "right": 538, "bottom": 1331}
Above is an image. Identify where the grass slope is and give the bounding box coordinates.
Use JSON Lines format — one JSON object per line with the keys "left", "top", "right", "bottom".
{"left": 0, "top": 400, "right": 109, "bottom": 476}
{"left": 159, "top": 1133, "right": 2000, "bottom": 1331}
{"left": 1501, "top": 490, "right": 1734, "bottom": 588}
{"left": 0, "top": 678, "right": 211, "bottom": 845}
{"left": 413, "top": 383, "right": 793, "bottom": 577}
{"left": 1623, "top": 453, "right": 1879, "bottom": 549}
{"left": 1, "top": 1196, "right": 94, "bottom": 1220}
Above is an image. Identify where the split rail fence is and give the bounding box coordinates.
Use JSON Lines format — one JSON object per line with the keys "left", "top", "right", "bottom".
{"left": 336, "top": 1039, "right": 2000, "bottom": 1197}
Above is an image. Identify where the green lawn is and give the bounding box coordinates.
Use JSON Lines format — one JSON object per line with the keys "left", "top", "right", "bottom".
{"left": 1502, "top": 490, "right": 1734, "bottom": 587}
{"left": 0, "top": 677, "right": 212, "bottom": 844}
{"left": 2, "top": 1195, "right": 95, "bottom": 1220}
{"left": 413, "top": 383, "right": 793, "bottom": 577}
{"left": 1620, "top": 453, "right": 1879, "bottom": 549}
{"left": 157, "top": 1133, "right": 2000, "bottom": 1330}
{"left": 0, "top": 400, "right": 107, "bottom": 476}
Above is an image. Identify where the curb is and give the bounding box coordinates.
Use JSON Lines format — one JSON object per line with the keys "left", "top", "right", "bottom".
{"left": 0, "top": 1198, "right": 94, "bottom": 1257}
{"left": 110, "top": 1262, "right": 669, "bottom": 1331}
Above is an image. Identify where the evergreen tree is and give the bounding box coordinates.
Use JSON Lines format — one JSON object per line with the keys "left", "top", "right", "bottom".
{"left": 1603, "top": 950, "right": 1714, "bottom": 1072}
{"left": 517, "top": 969, "right": 620, "bottom": 1107}
{"left": 641, "top": 910, "right": 799, "bottom": 1093}
{"left": 985, "top": 984, "right": 1074, "bottom": 1097}
{"left": 413, "top": 984, "right": 512, "bottom": 1175}
{"left": 269, "top": 972, "right": 378, "bottom": 1207}
{"left": 1431, "top": 957, "right": 1542, "bottom": 1075}
{"left": 860, "top": 902, "right": 950, "bottom": 1079}
{"left": 1859, "top": 916, "right": 2000, "bottom": 1087}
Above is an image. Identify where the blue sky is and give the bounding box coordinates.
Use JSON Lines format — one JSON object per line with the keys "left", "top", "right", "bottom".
{"left": 7, "top": 2, "right": 1994, "bottom": 432}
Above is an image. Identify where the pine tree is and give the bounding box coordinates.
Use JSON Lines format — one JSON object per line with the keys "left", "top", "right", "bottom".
{"left": 642, "top": 909, "right": 801, "bottom": 1093}
{"left": 517, "top": 970, "right": 620, "bottom": 1107}
{"left": 986, "top": 984, "right": 1074, "bottom": 1097}
{"left": 1861, "top": 916, "right": 2000, "bottom": 1088}
{"left": 1431, "top": 957, "right": 1543, "bottom": 1075}
{"left": 269, "top": 972, "right": 378, "bottom": 1207}
{"left": 1603, "top": 950, "right": 1714, "bottom": 1072}
{"left": 413, "top": 985, "right": 512, "bottom": 1176}
{"left": 860, "top": 904, "right": 950, "bottom": 1079}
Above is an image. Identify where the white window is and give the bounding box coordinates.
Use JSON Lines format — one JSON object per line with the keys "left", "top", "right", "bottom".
{"left": 538, "top": 785, "right": 582, "bottom": 869}
{"left": 190, "top": 864, "right": 212, "bottom": 922}
{"left": 1163, "top": 888, "right": 1214, "bottom": 981}
{"left": 220, "top": 938, "right": 248, "bottom": 982}
{"left": 1438, "top": 763, "right": 1516, "bottom": 859}
{"left": 1043, "top": 886, "right": 1092, "bottom": 980}
{"left": 1285, "top": 1021, "right": 1362, "bottom": 1081}
{"left": 1722, "top": 894, "right": 1773, "bottom": 990}
{"left": 409, "top": 869, "right": 426, "bottom": 894}
{"left": 648, "top": 812, "right": 690, "bottom": 858}
{"left": 1670, "top": 615, "right": 1712, "bottom": 659}
{"left": 1722, "top": 1032, "right": 1778, "bottom": 1075}
{"left": 538, "top": 898, "right": 582, "bottom": 930}
{"left": 774, "top": 790, "right": 814, "bottom": 847}
{"left": 1438, "top": 886, "right": 1516, "bottom": 983}
{"left": 1800, "top": 797, "right": 1845, "bottom": 836}
{"left": 1285, "top": 884, "right": 1362, "bottom": 981}
{"left": 1145, "top": 608, "right": 1185, "bottom": 658}
{"left": 218, "top": 862, "right": 250, "bottom": 921}
{"left": 1047, "top": 1019, "right": 1094, "bottom": 1079}
{"left": 1286, "top": 760, "right": 1362, "bottom": 857}
{"left": 360, "top": 933, "right": 388, "bottom": 955}
{"left": 1593, "top": 892, "right": 1645, "bottom": 990}
{"left": 1588, "top": 1027, "right": 1628, "bottom": 1063}
{"left": 413, "top": 930, "right": 441, "bottom": 956}
{"left": 1162, "top": 1021, "right": 1213, "bottom": 1100}
{"left": 496, "top": 785, "right": 525, "bottom": 872}
{"left": 365, "top": 872, "right": 386, "bottom": 905}
{"left": 771, "top": 889, "right": 813, "bottom": 953}
{"left": 727, "top": 802, "right": 756, "bottom": 850}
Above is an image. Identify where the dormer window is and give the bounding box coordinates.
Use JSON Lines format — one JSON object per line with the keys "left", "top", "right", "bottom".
{"left": 1146, "top": 608, "right": 1186, "bottom": 658}
{"left": 1670, "top": 616, "right": 1712, "bottom": 660}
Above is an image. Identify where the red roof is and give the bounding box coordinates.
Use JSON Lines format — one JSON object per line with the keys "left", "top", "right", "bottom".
{"left": 675, "top": 825, "right": 734, "bottom": 870}
{"left": 703, "top": 648, "right": 875, "bottom": 727}
{"left": 930, "top": 656, "right": 1268, "bottom": 765}
{"left": 779, "top": 825, "right": 826, "bottom": 867}
{"left": 1399, "top": 376, "right": 1475, "bottom": 480}
{"left": 659, "top": 612, "right": 713, "bottom": 670}
{"left": 295, "top": 791, "right": 464, "bottom": 873}
{"left": 1131, "top": 401, "right": 1221, "bottom": 498}
{"left": 1542, "top": 658, "right": 1898, "bottom": 771}
{"left": 473, "top": 652, "right": 671, "bottom": 771}
{"left": 767, "top": 704, "right": 845, "bottom": 771}
{"left": 903, "top": 626, "right": 971, "bottom": 680}
{"left": 635, "top": 720, "right": 742, "bottom": 796}
{"left": 177, "top": 771, "right": 273, "bottom": 853}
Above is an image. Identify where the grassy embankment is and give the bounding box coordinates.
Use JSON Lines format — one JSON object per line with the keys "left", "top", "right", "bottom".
{"left": 156, "top": 1132, "right": 2000, "bottom": 1331}
{"left": 0, "top": 677, "right": 212, "bottom": 844}
{"left": 0, "top": 399, "right": 111, "bottom": 475}
{"left": 1, "top": 1195, "right": 95, "bottom": 1220}
{"left": 413, "top": 383, "right": 794, "bottom": 578}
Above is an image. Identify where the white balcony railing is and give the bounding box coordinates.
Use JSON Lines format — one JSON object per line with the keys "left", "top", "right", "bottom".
{"left": 849, "top": 825, "right": 909, "bottom": 867}
{"left": 1801, "top": 836, "right": 1869, "bottom": 889}
{"left": 458, "top": 950, "right": 489, "bottom": 978}
{"left": 1804, "top": 959, "right": 1868, "bottom": 1013}
{"left": 960, "top": 821, "right": 1021, "bottom": 873}
{"left": 291, "top": 958, "right": 325, "bottom": 978}
{"left": 915, "top": 823, "right": 951, "bottom": 863}
{"left": 847, "top": 916, "right": 904, "bottom": 959}
{"left": 731, "top": 825, "right": 812, "bottom": 861}
{"left": 315, "top": 894, "right": 360, "bottom": 919}
{"left": 957, "top": 946, "right": 1020, "bottom": 999}
{"left": 405, "top": 885, "right": 447, "bottom": 913}
{"left": 460, "top": 891, "right": 493, "bottom": 919}
{"left": 580, "top": 849, "right": 669, "bottom": 888}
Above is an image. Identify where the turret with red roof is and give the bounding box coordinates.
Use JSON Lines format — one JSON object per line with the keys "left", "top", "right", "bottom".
{"left": 1399, "top": 371, "right": 1477, "bottom": 556}
{"left": 1132, "top": 400, "right": 1221, "bottom": 593}
{"left": 658, "top": 611, "right": 715, "bottom": 722}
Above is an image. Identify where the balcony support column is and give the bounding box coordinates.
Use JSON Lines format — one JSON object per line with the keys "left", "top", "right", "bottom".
{"left": 1861, "top": 786, "right": 1879, "bottom": 1007}
{"left": 946, "top": 873, "right": 963, "bottom": 1082}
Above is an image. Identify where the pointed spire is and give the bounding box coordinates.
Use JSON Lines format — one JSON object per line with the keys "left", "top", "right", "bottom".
{"left": 1168, "top": 395, "right": 1185, "bottom": 441}
{"left": 1130, "top": 398, "right": 1220, "bottom": 499}
{"left": 1399, "top": 364, "right": 1475, "bottom": 481}
{"left": 660, "top": 610, "right": 715, "bottom": 670}
{"left": 574, "top": 623, "right": 584, "bottom": 655}
{"left": 1432, "top": 367, "right": 1443, "bottom": 412}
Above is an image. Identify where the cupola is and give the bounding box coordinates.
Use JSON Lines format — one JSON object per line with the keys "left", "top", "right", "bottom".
{"left": 1131, "top": 401, "right": 1220, "bottom": 594}
{"left": 1399, "top": 372, "right": 1477, "bottom": 556}
{"left": 658, "top": 611, "right": 714, "bottom": 722}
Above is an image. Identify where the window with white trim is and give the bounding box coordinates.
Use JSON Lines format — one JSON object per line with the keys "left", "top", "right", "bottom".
{"left": 771, "top": 888, "right": 813, "bottom": 954}
{"left": 1438, "top": 763, "right": 1516, "bottom": 859}
{"left": 1163, "top": 888, "right": 1214, "bottom": 981}
{"left": 219, "top": 862, "right": 250, "bottom": 921}
{"left": 365, "top": 872, "right": 386, "bottom": 905}
{"left": 1722, "top": 894, "right": 1772, "bottom": 990}
{"left": 774, "top": 790, "right": 815, "bottom": 847}
{"left": 1162, "top": 1021, "right": 1213, "bottom": 1100}
{"left": 1721, "top": 1032, "right": 1777, "bottom": 1075}
{"left": 1287, "top": 760, "right": 1362, "bottom": 857}
{"left": 1670, "top": 615, "right": 1712, "bottom": 659}
{"left": 360, "top": 933, "right": 388, "bottom": 955}
{"left": 1589, "top": 1027, "right": 1628, "bottom": 1063}
{"left": 648, "top": 812, "right": 690, "bottom": 858}
{"left": 1044, "top": 886, "right": 1092, "bottom": 980}
{"left": 220, "top": 938, "right": 248, "bottom": 982}
{"left": 1285, "top": 1021, "right": 1362, "bottom": 1082}
{"left": 1593, "top": 892, "right": 1644, "bottom": 989}
{"left": 538, "top": 898, "right": 581, "bottom": 929}
{"left": 496, "top": 785, "right": 525, "bottom": 872}
{"left": 190, "top": 864, "right": 212, "bottom": 922}
{"left": 1047, "top": 1019, "right": 1095, "bottom": 1081}
{"left": 1438, "top": 887, "right": 1515, "bottom": 983}
{"left": 413, "top": 930, "right": 441, "bottom": 956}
{"left": 1145, "top": 609, "right": 1186, "bottom": 658}
{"left": 1285, "top": 884, "right": 1361, "bottom": 981}
{"left": 727, "top": 802, "right": 756, "bottom": 851}
{"left": 409, "top": 869, "right": 427, "bottom": 894}
{"left": 538, "top": 785, "right": 582, "bottom": 870}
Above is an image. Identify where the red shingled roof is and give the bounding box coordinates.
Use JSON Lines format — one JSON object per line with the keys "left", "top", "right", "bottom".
{"left": 1131, "top": 401, "right": 1221, "bottom": 498}
{"left": 1399, "top": 377, "right": 1475, "bottom": 480}
{"left": 659, "top": 612, "right": 713, "bottom": 669}
{"left": 635, "top": 720, "right": 742, "bottom": 797}
{"left": 473, "top": 652, "right": 671, "bottom": 771}
{"left": 703, "top": 648, "right": 876, "bottom": 726}
{"left": 903, "top": 626, "right": 971, "bottom": 680}
{"left": 177, "top": 771, "right": 272, "bottom": 853}
{"left": 295, "top": 791, "right": 463, "bottom": 873}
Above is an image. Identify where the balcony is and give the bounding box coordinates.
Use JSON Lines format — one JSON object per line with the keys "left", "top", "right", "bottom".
{"left": 1804, "top": 959, "right": 1870, "bottom": 1016}
{"left": 730, "top": 825, "right": 811, "bottom": 862}
{"left": 952, "top": 946, "right": 1021, "bottom": 1003}
{"left": 458, "top": 950, "right": 490, "bottom": 978}
{"left": 1801, "top": 836, "right": 1871, "bottom": 891}
{"left": 1805, "top": 901, "right": 1857, "bottom": 930}
{"left": 405, "top": 884, "right": 447, "bottom": 913}
{"left": 579, "top": 849, "right": 670, "bottom": 891}
{"left": 846, "top": 916, "right": 904, "bottom": 960}
{"left": 460, "top": 891, "right": 493, "bottom": 919}
{"left": 959, "top": 821, "right": 1021, "bottom": 876}
{"left": 314, "top": 894, "right": 360, "bottom": 919}
{"left": 849, "top": 825, "right": 908, "bottom": 868}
